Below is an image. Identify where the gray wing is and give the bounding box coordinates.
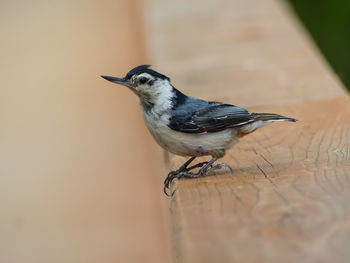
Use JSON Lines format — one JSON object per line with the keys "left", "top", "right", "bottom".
{"left": 168, "top": 100, "right": 254, "bottom": 133}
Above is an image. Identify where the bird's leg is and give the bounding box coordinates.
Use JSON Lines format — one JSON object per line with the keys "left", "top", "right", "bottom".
{"left": 179, "top": 157, "right": 234, "bottom": 179}
{"left": 164, "top": 157, "right": 196, "bottom": 196}
{"left": 179, "top": 157, "right": 219, "bottom": 178}
{"left": 186, "top": 161, "right": 210, "bottom": 171}
{"left": 164, "top": 157, "right": 213, "bottom": 196}
{"left": 163, "top": 155, "right": 233, "bottom": 196}
{"left": 174, "top": 156, "right": 196, "bottom": 173}
{"left": 202, "top": 150, "right": 233, "bottom": 175}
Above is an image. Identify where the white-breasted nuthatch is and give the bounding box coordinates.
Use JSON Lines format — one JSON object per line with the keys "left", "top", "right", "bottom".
{"left": 102, "top": 65, "right": 296, "bottom": 196}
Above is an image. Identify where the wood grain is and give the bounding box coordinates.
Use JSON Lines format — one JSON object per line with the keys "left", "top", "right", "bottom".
{"left": 146, "top": 0, "right": 350, "bottom": 262}
{"left": 169, "top": 96, "right": 350, "bottom": 263}
{"left": 147, "top": 0, "right": 346, "bottom": 108}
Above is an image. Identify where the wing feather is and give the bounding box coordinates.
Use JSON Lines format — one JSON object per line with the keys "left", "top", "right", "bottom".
{"left": 168, "top": 102, "right": 254, "bottom": 133}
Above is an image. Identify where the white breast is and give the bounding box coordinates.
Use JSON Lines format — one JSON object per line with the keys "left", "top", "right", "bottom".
{"left": 137, "top": 80, "right": 239, "bottom": 156}
{"left": 141, "top": 111, "right": 238, "bottom": 157}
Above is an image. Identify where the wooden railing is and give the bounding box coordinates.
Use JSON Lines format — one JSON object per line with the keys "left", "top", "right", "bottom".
{"left": 146, "top": 0, "right": 350, "bottom": 262}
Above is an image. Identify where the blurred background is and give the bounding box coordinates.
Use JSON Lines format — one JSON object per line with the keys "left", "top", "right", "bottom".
{"left": 289, "top": 0, "right": 350, "bottom": 90}
{"left": 0, "top": 1, "right": 171, "bottom": 262}
{"left": 0, "top": 0, "right": 349, "bottom": 262}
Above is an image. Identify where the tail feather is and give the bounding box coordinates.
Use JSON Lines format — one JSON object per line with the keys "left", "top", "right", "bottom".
{"left": 237, "top": 112, "right": 296, "bottom": 137}
{"left": 251, "top": 113, "right": 297, "bottom": 122}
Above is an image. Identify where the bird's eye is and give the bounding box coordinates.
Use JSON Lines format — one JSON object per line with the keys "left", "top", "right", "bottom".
{"left": 139, "top": 77, "right": 148, "bottom": 84}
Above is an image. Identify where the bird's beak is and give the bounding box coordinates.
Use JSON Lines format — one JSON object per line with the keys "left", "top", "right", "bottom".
{"left": 101, "top": 75, "right": 134, "bottom": 88}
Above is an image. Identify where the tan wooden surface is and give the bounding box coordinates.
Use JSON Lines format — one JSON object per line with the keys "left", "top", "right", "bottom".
{"left": 146, "top": 0, "right": 350, "bottom": 262}
{"left": 169, "top": 96, "right": 350, "bottom": 263}
{"left": 147, "top": 0, "right": 345, "bottom": 107}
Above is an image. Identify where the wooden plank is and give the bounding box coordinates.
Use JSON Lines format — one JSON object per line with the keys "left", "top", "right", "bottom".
{"left": 169, "top": 96, "right": 350, "bottom": 263}
{"left": 147, "top": 0, "right": 346, "bottom": 107}
{"left": 146, "top": 0, "right": 350, "bottom": 262}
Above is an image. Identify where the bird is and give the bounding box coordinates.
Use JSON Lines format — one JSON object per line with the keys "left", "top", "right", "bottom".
{"left": 101, "top": 65, "right": 296, "bottom": 196}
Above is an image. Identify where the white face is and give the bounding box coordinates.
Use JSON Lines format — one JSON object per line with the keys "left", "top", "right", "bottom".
{"left": 130, "top": 73, "right": 155, "bottom": 92}
{"left": 130, "top": 73, "right": 173, "bottom": 106}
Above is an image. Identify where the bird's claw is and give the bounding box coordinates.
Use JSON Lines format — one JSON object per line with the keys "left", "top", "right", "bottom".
{"left": 163, "top": 160, "right": 210, "bottom": 196}
{"left": 163, "top": 172, "right": 177, "bottom": 196}
{"left": 210, "top": 163, "right": 234, "bottom": 174}
{"left": 163, "top": 162, "right": 233, "bottom": 196}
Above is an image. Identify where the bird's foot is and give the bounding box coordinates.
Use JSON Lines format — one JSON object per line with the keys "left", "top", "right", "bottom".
{"left": 163, "top": 161, "right": 209, "bottom": 196}
{"left": 163, "top": 161, "right": 233, "bottom": 196}
{"left": 209, "top": 162, "right": 234, "bottom": 174}
{"left": 177, "top": 162, "right": 233, "bottom": 178}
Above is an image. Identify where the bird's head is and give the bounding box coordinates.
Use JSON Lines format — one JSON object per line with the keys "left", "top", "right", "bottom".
{"left": 101, "top": 65, "right": 174, "bottom": 108}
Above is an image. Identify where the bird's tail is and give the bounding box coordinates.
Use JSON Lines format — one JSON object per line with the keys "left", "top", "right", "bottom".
{"left": 251, "top": 113, "right": 297, "bottom": 122}
{"left": 237, "top": 112, "right": 296, "bottom": 137}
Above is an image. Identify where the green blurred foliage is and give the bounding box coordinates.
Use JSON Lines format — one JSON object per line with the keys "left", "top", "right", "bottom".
{"left": 288, "top": 0, "right": 350, "bottom": 90}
